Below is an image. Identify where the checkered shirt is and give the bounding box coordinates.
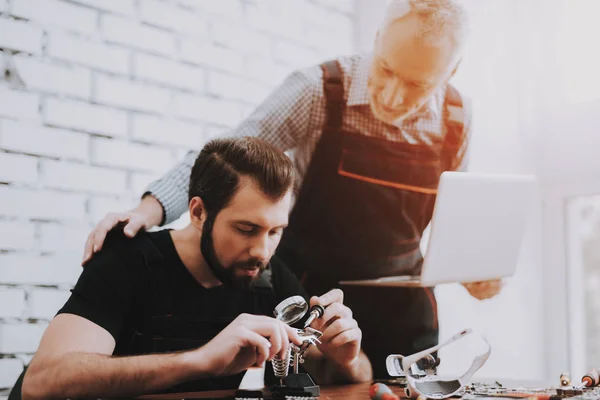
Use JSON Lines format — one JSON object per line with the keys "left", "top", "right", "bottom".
{"left": 147, "top": 53, "right": 472, "bottom": 225}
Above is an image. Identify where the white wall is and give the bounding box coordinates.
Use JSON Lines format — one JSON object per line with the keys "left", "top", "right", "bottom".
{"left": 0, "top": 0, "right": 355, "bottom": 392}
{"left": 436, "top": 0, "right": 546, "bottom": 380}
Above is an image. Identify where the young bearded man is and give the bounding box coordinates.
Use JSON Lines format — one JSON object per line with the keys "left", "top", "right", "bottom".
{"left": 21, "top": 137, "right": 372, "bottom": 400}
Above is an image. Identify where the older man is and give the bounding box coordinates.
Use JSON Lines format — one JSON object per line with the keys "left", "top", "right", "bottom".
{"left": 82, "top": 0, "right": 502, "bottom": 377}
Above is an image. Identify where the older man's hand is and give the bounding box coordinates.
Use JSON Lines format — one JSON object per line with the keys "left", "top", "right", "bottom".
{"left": 462, "top": 279, "right": 504, "bottom": 300}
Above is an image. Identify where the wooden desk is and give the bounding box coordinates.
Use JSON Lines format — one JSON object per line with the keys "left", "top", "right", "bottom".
{"left": 141, "top": 382, "right": 402, "bottom": 399}
{"left": 140, "top": 380, "right": 559, "bottom": 400}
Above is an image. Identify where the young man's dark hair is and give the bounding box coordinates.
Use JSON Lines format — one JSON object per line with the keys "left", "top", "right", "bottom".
{"left": 21, "top": 137, "right": 371, "bottom": 400}
{"left": 189, "top": 136, "right": 294, "bottom": 211}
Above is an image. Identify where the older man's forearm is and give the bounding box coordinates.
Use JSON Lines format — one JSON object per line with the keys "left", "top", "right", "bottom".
{"left": 22, "top": 351, "right": 204, "bottom": 400}
{"left": 145, "top": 150, "right": 198, "bottom": 226}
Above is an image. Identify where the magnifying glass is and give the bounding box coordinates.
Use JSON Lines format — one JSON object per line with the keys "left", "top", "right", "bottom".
{"left": 386, "top": 329, "right": 491, "bottom": 399}
{"left": 273, "top": 295, "right": 308, "bottom": 325}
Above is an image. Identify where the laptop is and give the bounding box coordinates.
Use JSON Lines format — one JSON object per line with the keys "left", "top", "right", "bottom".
{"left": 338, "top": 171, "right": 537, "bottom": 288}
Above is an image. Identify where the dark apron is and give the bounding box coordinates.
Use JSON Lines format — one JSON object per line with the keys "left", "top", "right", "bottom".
{"left": 276, "top": 60, "right": 466, "bottom": 378}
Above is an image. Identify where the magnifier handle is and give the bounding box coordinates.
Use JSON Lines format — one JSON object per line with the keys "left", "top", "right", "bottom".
{"left": 303, "top": 304, "right": 325, "bottom": 328}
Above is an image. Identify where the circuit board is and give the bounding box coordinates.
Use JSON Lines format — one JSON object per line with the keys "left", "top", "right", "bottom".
{"left": 462, "top": 382, "right": 600, "bottom": 400}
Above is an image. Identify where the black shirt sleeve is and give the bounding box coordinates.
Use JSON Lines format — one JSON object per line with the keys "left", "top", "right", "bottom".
{"left": 58, "top": 231, "right": 144, "bottom": 341}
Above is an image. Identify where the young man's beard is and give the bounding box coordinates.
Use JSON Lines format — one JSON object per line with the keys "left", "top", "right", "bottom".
{"left": 200, "top": 213, "right": 267, "bottom": 289}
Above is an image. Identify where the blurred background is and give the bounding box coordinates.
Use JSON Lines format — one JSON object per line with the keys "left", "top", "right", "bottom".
{"left": 0, "top": 0, "right": 599, "bottom": 394}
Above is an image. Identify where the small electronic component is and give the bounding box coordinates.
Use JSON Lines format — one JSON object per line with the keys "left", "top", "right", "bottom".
{"left": 370, "top": 382, "right": 400, "bottom": 400}
{"left": 561, "top": 372, "right": 572, "bottom": 387}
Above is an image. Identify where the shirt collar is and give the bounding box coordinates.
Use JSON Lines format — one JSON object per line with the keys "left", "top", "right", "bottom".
{"left": 347, "top": 54, "right": 444, "bottom": 119}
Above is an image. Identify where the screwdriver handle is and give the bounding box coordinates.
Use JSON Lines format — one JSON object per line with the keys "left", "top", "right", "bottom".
{"left": 581, "top": 368, "right": 600, "bottom": 387}
{"left": 303, "top": 304, "right": 325, "bottom": 328}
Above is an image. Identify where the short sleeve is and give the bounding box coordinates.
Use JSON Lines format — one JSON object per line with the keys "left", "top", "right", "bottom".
{"left": 57, "top": 232, "right": 143, "bottom": 340}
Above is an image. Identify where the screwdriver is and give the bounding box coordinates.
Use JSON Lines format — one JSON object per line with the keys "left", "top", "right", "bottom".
{"left": 303, "top": 304, "right": 325, "bottom": 328}
{"left": 578, "top": 368, "right": 600, "bottom": 388}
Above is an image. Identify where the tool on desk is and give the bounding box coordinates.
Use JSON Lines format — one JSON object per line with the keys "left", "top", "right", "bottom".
{"left": 583, "top": 370, "right": 600, "bottom": 387}
{"left": 560, "top": 372, "right": 571, "bottom": 387}
{"left": 369, "top": 382, "right": 400, "bottom": 400}
{"left": 578, "top": 368, "right": 600, "bottom": 388}
{"left": 269, "top": 296, "right": 322, "bottom": 398}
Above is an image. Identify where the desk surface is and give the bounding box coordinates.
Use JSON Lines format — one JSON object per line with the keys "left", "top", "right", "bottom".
{"left": 140, "top": 382, "right": 402, "bottom": 400}
{"left": 140, "top": 380, "right": 561, "bottom": 400}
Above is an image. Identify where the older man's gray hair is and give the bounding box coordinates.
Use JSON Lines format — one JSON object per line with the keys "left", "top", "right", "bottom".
{"left": 383, "top": 0, "right": 469, "bottom": 46}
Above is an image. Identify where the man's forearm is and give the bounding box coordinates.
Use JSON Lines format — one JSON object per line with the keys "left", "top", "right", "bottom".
{"left": 137, "top": 194, "right": 165, "bottom": 228}
{"left": 145, "top": 150, "right": 197, "bottom": 226}
{"left": 23, "top": 350, "right": 203, "bottom": 400}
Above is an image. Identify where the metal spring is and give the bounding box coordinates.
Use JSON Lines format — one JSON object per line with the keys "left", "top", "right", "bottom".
{"left": 272, "top": 346, "right": 292, "bottom": 380}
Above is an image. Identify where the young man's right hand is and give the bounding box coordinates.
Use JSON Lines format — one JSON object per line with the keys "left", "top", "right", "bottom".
{"left": 189, "top": 314, "right": 303, "bottom": 377}
{"left": 82, "top": 195, "right": 164, "bottom": 265}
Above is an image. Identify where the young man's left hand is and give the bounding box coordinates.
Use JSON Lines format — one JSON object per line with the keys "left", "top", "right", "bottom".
{"left": 307, "top": 288, "right": 361, "bottom": 367}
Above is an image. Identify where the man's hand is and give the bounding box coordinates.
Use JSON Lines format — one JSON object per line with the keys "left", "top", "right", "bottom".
{"left": 462, "top": 279, "right": 504, "bottom": 300}
{"left": 82, "top": 196, "right": 163, "bottom": 265}
{"left": 191, "top": 314, "right": 302, "bottom": 377}
{"left": 308, "top": 289, "right": 361, "bottom": 367}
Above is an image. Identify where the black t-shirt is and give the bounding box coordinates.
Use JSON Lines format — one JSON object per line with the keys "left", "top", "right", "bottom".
{"left": 58, "top": 229, "right": 308, "bottom": 392}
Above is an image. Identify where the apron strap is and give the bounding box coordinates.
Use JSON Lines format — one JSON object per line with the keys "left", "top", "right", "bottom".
{"left": 320, "top": 60, "right": 346, "bottom": 131}
{"left": 443, "top": 84, "right": 467, "bottom": 171}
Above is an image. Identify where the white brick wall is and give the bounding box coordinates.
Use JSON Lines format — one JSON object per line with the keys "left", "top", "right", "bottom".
{"left": 0, "top": 323, "right": 48, "bottom": 353}
{"left": 0, "top": 152, "right": 38, "bottom": 184}
{"left": 0, "top": 18, "right": 43, "bottom": 54}
{"left": 91, "top": 137, "right": 173, "bottom": 173}
{"left": 173, "top": 93, "right": 242, "bottom": 126}
{"left": 179, "top": 39, "right": 244, "bottom": 74}
{"left": 139, "top": 0, "right": 209, "bottom": 37}
{"left": 71, "top": 0, "right": 136, "bottom": 16}
{"left": 46, "top": 32, "right": 130, "bottom": 75}
{"left": 94, "top": 74, "right": 172, "bottom": 113}
{"left": 133, "top": 53, "right": 205, "bottom": 92}
{"left": 0, "top": 88, "right": 39, "bottom": 120}
{"left": 0, "top": 0, "right": 355, "bottom": 389}
{"left": 44, "top": 98, "right": 128, "bottom": 137}
{"left": 88, "top": 197, "right": 135, "bottom": 224}
{"left": 0, "top": 221, "right": 35, "bottom": 252}
{"left": 12, "top": 0, "right": 98, "bottom": 35}
{"left": 0, "top": 120, "right": 89, "bottom": 162}
{"left": 0, "top": 186, "right": 87, "bottom": 221}
{"left": 102, "top": 14, "right": 174, "bottom": 56}
{"left": 13, "top": 55, "right": 92, "bottom": 99}
{"left": 132, "top": 115, "right": 205, "bottom": 148}
{"left": 131, "top": 171, "right": 160, "bottom": 196}
{"left": 39, "top": 223, "right": 88, "bottom": 253}
{"left": 0, "top": 358, "right": 24, "bottom": 389}
{"left": 0, "top": 288, "right": 26, "bottom": 319}
{"left": 0, "top": 254, "right": 81, "bottom": 286}
{"left": 29, "top": 288, "right": 72, "bottom": 320}
{"left": 41, "top": 159, "right": 128, "bottom": 194}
